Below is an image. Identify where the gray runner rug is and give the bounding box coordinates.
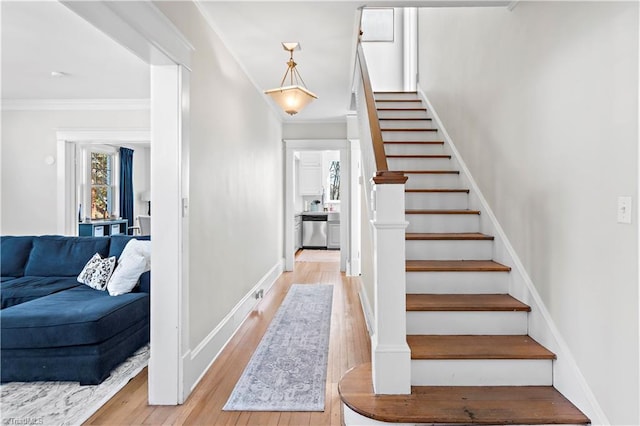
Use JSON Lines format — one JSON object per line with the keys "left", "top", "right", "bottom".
{"left": 223, "top": 284, "right": 333, "bottom": 412}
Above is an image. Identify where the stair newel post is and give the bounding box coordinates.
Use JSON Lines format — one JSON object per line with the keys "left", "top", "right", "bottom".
{"left": 371, "top": 171, "right": 411, "bottom": 395}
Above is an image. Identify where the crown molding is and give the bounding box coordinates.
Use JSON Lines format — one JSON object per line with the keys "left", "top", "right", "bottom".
{"left": 1, "top": 99, "right": 150, "bottom": 111}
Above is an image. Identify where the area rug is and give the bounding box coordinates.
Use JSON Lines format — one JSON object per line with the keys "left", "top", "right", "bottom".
{"left": 223, "top": 284, "right": 333, "bottom": 411}
{"left": 0, "top": 344, "right": 149, "bottom": 426}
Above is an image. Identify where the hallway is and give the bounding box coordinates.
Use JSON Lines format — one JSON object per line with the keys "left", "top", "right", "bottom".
{"left": 85, "top": 250, "right": 370, "bottom": 425}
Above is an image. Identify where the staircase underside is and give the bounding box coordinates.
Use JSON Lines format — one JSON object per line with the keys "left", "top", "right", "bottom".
{"left": 339, "top": 363, "right": 590, "bottom": 425}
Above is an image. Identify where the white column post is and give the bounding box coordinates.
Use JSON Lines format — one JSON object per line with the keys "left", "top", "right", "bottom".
{"left": 370, "top": 173, "right": 411, "bottom": 394}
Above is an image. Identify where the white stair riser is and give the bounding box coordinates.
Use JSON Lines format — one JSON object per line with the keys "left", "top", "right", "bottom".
{"left": 388, "top": 157, "right": 452, "bottom": 170}
{"left": 406, "top": 271, "right": 509, "bottom": 294}
{"left": 411, "top": 359, "right": 553, "bottom": 386}
{"left": 380, "top": 120, "right": 435, "bottom": 130}
{"left": 406, "top": 311, "right": 528, "bottom": 335}
{"left": 406, "top": 214, "right": 480, "bottom": 233}
{"left": 377, "top": 109, "right": 429, "bottom": 119}
{"left": 406, "top": 239, "right": 493, "bottom": 260}
{"left": 375, "top": 93, "right": 419, "bottom": 101}
{"left": 405, "top": 173, "right": 460, "bottom": 189}
{"left": 384, "top": 143, "right": 445, "bottom": 156}
{"left": 376, "top": 101, "right": 423, "bottom": 109}
{"left": 383, "top": 130, "right": 441, "bottom": 142}
{"left": 405, "top": 192, "right": 469, "bottom": 210}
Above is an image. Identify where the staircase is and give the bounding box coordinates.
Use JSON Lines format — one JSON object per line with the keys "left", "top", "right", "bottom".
{"left": 339, "top": 91, "right": 590, "bottom": 425}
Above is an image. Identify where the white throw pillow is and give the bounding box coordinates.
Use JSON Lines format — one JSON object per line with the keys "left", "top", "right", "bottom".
{"left": 107, "top": 239, "right": 151, "bottom": 296}
{"left": 77, "top": 252, "right": 117, "bottom": 291}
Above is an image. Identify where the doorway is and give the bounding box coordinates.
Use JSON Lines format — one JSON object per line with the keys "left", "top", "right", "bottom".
{"left": 284, "top": 139, "right": 353, "bottom": 274}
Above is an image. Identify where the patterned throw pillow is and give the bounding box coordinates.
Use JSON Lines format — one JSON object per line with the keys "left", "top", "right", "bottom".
{"left": 77, "top": 252, "right": 117, "bottom": 291}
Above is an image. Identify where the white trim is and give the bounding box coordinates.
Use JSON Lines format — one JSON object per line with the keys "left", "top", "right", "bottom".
{"left": 418, "top": 86, "right": 609, "bottom": 425}
{"left": 507, "top": 0, "right": 520, "bottom": 11}
{"left": 283, "top": 138, "right": 348, "bottom": 150}
{"left": 57, "top": 129, "right": 150, "bottom": 143}
{"left": 182, "top": 259, "right": 284, "bottom": 393}
{"left": 358, "top": 285, "right": 375, "bottom": 336}
{"left": 61, "top": 1, "right": 193, "bottom": 68}
{"left": 2, "top": 99, "right": 150, "bottom": 111}
{"left": 283, "top": 139, "right": 352, "bottom": 272}
{"left": 370, "top": 220, "right": 409, "bottom": 230}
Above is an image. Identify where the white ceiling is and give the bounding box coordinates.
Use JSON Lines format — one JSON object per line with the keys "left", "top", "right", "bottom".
{"left": 2, "top": 1, "right": 508, "bottom": 121}
{"left": 198, "top": 1, "right": 361, "bottom": 122}
{"left": 1, "top": 1, "right": 150, "bottom": 100}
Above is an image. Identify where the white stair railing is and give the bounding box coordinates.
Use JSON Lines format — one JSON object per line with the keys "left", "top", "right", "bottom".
{"left": 354, "top": 43, "right": 410, "bottom": 395}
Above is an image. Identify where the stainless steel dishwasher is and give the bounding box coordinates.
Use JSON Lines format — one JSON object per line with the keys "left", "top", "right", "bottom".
{"left": 302, "top": 214, "right": 327, "bottom": 248}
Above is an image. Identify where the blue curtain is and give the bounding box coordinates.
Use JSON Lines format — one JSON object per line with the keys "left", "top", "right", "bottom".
{"left": 119, "top": 147, "right": 134, "bottom": 228}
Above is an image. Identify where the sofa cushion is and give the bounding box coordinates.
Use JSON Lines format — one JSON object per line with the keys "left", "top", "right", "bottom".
{"left": 24, "top": 236, "right": 110, "bottom": 277}
{"left": 1, "top": 236, "right": 34, "bottom": 278}
{"left": 1, "top": 276, "right": 81, "bottom": 309}
{"left": 1, "top": 285, "right": 149, "bottom": 349}
{"left": 108, "top": 234, "right": 150, "bottom": 259}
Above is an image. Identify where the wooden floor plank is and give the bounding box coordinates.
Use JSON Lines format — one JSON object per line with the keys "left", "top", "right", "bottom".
{"left": 83, "top": 250, "right": 370, "bottom": 426}
{"left": 339, "top": 363, "right": 590, "bottom": 425}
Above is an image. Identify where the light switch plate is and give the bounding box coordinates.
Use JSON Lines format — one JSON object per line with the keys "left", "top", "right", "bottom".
{"left": 617, "top": 196, "right": 632, "bottom": 224}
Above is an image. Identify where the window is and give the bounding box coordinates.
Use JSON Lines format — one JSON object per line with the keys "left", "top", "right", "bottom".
{"left": 77, "top": 145, "right": 119, "bottom": 222}
{"left": 90, "top": 152, "right": 113, "bottom": 219}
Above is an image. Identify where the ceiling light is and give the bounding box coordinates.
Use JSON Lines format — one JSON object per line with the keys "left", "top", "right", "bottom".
{"left": 50, "top": 71, "right": 66, "bottom": 78}
{"left": 264, "top": 42, "right": 317, "bottom": 116}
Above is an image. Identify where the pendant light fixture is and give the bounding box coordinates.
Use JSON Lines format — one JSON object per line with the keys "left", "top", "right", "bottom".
{"left": 264, "top": 42, "right": 317, "bottom": 115}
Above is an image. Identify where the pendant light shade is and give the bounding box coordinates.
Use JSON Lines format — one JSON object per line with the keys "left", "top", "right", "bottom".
{"left": 265, "top": 43, "right": 317, "bottom": 115}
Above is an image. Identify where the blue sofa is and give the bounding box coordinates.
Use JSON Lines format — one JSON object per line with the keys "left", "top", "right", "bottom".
{"left": 0, "top": 235, "right": 150, "bottom": 385}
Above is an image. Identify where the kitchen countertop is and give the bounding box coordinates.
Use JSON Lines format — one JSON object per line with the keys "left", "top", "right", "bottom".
{"left": 301, "top": 211, "right": 340, "bottom": 221}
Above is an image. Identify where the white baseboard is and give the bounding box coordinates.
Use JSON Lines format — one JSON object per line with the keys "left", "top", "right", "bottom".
{"left": 181, "top": 258, "right": 284, "bottom": 396}
{"left": 417, "top": 86, "right": 608, "bottom": 425}
{"left": 358, "top": 282, "right": 375, "bottom": 336}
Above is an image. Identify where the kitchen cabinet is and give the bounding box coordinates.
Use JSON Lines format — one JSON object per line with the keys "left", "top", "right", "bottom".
{"left": 299, "top": 166, "right": 322, "bottom": 195}
{"left": 327, "top": 221, "right": 340, "bottom": 249}
{"left": 299, "top": 152, "right": 322, "bottom": 167}
{"left": 299, "top": 152, "right": 323, "bottom": 196}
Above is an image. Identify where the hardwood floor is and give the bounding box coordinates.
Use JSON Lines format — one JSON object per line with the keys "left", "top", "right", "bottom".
{"left": 84, "top": 250, "right": 371, "bottom": 425}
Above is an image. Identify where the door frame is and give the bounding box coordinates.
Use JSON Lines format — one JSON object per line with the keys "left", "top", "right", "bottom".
{"left": 61, "top": 1, "right": 193, "bottom": 404}
{"left": 283, "top": 139, "right": 354, "bottom": 273}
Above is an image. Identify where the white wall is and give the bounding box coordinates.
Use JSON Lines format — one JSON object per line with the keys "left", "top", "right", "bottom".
{"left": 418, "top": 3, "right": 638, "bottom": 424}
{"left": 1, "top": 109, "right": 149, "bottom": 235}
{"left": 283, "top": 121, "right": 347, "bottom": 140}
{"left": 155, "top": 1, "right": 283, "bottom": 355}
{"left": 362, "top": 8, "right": 404, "bottom": 92}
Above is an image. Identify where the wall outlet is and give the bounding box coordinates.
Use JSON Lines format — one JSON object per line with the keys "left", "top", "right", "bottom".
{"left": 617, "top": 196, "right": 632, "bottom": 224}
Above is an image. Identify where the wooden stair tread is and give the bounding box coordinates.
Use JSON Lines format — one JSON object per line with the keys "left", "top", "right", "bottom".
{"left": 382, "top": 128, "right": 437, "bottom": 132}
{"left": 376, "top": 99, "right": 422, "bottom": 102}
{"left": 387, "top": 154, "right": 451, "bottom": 158}
{"left": 406, "top": 294, "right": 530, "bottom": 312}
{"left": 406, "top": 260, "right": 512, "bottom": 272}
{"left": 374, "top": 91, "right": 418, "bottom": 94}
{"left": 383, "top": 140, "right": 444, "bottom": 144}
{"left": 401, "top": 170, "right": 459, "bottom": 174}
{"left": 406, "top": 188, "right": 469, "bottom": 193}
{"left": 406, "top": 232, "right": 493, "bottom": 240}
{"left": 407, "top": 335, "right": 556, "bottom": 360}
{"left": 379, "top": 117, "right": 432, "bottom": 121}
{"left": 377, "top": 107, "right": 427, "bottom": 111}
{"left": 406, "top": 209, "right": 480, "bottom": 215}
{"left": 339, "top": 363, "right": 589, "bottom": 424}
